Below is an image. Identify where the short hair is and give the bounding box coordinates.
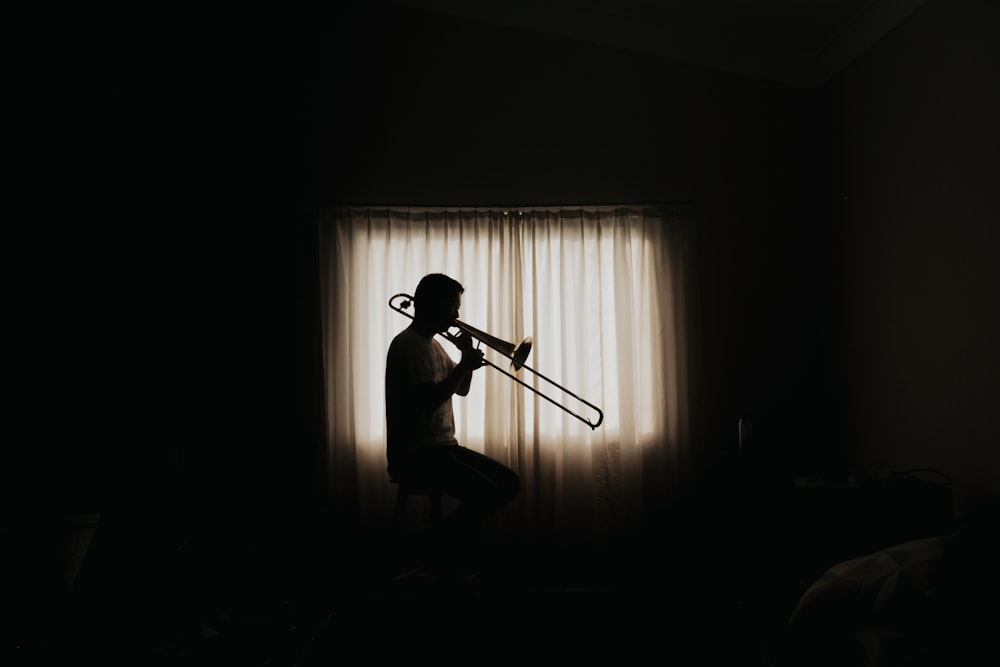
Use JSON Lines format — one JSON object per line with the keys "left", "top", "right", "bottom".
{"left": 414, "top": 273, "right": 464, "bottom": 314}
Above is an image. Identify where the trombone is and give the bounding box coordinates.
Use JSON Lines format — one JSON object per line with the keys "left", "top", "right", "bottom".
{"left": 389, "top": 293, "right": 604, "bottom": 430}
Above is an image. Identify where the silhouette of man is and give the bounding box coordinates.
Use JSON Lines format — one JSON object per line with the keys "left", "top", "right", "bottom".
{"left": 385, "top": 273, "right": 520, "bottom": 565}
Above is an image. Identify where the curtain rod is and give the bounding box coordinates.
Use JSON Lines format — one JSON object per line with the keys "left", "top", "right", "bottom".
{"left": 324, "top": 201, "right": 696, "bottom": 210}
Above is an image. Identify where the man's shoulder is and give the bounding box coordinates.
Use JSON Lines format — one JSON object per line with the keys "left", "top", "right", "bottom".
{"left": 389, "top": 327, "right": 429, "bottom": 354}
{"left": 391, "top": 327, "right": 420, "bottom": 343}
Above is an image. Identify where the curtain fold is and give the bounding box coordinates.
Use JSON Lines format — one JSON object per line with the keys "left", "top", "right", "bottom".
{"left": 318, "top": 205, "right": 695, "bottom": 546}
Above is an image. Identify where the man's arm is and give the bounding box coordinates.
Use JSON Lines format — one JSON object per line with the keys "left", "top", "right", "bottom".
{"left": 425, "top": 332, "right": 483, "bottom": 406}
{"left": 452, "top": 330, "right": 483, "bottom": 397}
{"left": 454, "top": 360, "right": 476, "bottom": 396}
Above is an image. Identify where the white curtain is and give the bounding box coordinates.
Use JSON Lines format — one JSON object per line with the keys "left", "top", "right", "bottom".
{"left": 318, "top": 205, "right": 695, "bottom": 547}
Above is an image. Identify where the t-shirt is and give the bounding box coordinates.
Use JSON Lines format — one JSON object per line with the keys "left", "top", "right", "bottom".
{"left": 385, "top": 326, "right": 458, "bottom": 468}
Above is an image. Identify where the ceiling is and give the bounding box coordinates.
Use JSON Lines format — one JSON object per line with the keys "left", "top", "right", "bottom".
{"left": 391, "top": 0, "right": 929, "bottom": 89}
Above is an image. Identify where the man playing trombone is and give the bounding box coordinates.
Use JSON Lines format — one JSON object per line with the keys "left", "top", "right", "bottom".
{"left": 385, "top": 273, "right": 521, "bottom": 571}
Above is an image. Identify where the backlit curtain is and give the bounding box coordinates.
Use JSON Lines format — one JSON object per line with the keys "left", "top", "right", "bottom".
{"left": 318, "top": 205, "right": 695, "bottom": 546}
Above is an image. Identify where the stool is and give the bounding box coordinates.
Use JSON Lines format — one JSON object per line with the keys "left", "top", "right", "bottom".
{"left": 391, "top": 479, "right": 444, "bottom": 532}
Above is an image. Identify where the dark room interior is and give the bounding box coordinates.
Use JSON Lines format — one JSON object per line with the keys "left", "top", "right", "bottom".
{"left": 15, "top": 1, "right": 999, "bottom": 665}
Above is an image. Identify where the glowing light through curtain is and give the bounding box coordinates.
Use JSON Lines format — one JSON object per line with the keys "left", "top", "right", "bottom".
{"left": 318, "top": 205, "right": 694, "bottom": 544}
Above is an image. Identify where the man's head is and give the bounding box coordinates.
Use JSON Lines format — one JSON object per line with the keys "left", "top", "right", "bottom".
{"left": 414, "top": 273, "right": 464, "bottom": 333}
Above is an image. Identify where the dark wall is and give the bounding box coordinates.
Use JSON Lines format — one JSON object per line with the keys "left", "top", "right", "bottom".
{"left": 815, "top": 0, "right": 1000, "bottom": 516}
{"left": 12, "top": 16, "right": 331, "bottom": 654}
{"left": 306, "top": 2, "right": 837, "bottom": 482}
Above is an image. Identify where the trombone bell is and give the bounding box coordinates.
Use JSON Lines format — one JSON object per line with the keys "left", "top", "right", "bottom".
{"left": 512, "top": 337, "right": 532, "bottom": 372}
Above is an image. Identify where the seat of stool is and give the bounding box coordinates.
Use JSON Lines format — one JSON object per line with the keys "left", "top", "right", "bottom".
{"left": 391, "top": 478, "right": 444, "bottom": 530}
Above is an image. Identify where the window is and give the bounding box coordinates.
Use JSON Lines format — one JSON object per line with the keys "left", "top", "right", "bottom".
{"left": 319, "top": 204, "right": 694, "bottom": 539}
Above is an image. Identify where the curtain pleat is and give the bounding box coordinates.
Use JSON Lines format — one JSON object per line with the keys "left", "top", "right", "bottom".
{"left": 319, "top": 205, "right": 695, "bottom": 545}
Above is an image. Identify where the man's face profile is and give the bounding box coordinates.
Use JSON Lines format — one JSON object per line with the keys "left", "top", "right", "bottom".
{"left": 436, "top": 293, "right": 461, "bottom": 333}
